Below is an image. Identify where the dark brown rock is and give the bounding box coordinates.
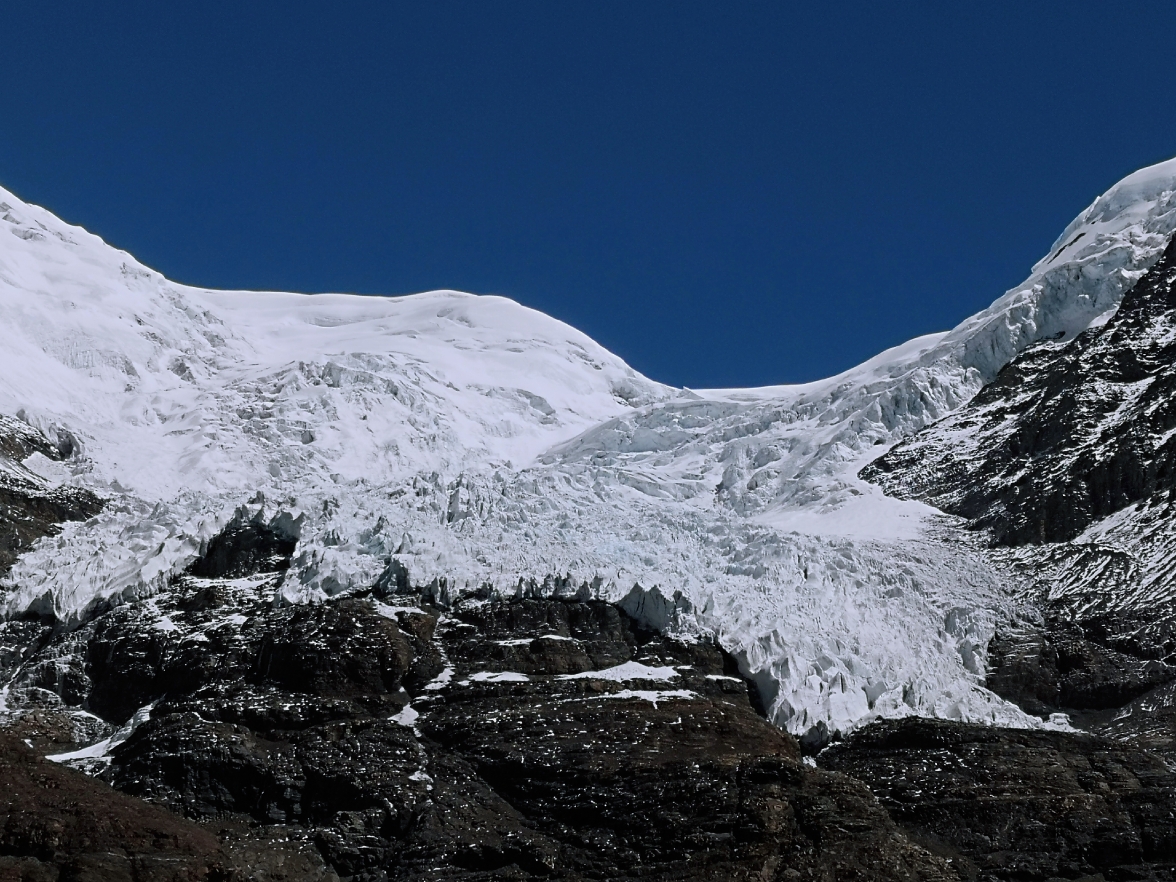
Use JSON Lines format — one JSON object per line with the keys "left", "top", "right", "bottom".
{"left": 0, "top": 732, "right": 336, "bottom": 881}
{"left": 820, "top": 717, "right": 1176, "bottom": 881}
{"left": 187, "top": 510, "right": 299, "bottom": 581}
{"left": 862, "top": 235, "right": 1176, "bottom": 548}
{"left": 89, "top": 594, "right": 958, "bottom": 881}
{"left": 987, "top": 622, "right": 1176, "bottom": 717}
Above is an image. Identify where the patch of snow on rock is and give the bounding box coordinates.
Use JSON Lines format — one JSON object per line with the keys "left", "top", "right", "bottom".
{"left": 558, "top": 661, "right": 679, "bottom": 682}
{"left": 467, "top": 671, "right": 530, "bottom": 683}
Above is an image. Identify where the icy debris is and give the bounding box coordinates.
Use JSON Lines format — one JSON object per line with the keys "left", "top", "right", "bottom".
{"left": 1045, "top": 713, "right": 1073, "bottom": 731}
{"left": 617, "top": 584, "right": 701, "bottom": 637}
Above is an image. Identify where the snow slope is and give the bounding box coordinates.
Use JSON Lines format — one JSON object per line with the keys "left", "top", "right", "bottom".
{"left": 2, "top": 156, "right": 1175, "bottom": 738}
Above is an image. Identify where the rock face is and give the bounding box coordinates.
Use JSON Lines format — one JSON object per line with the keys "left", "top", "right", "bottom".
{"left": 95, "top": 609, "right": 964, "bottom": 875}
{"left": 862, "top": 233, "right": 1176, "bottom": 753}
{"left": 5, "top": 496, "right": 1176, "bottom": 880}
{"left": 984, "top": 623, "right": 1176, "bottom": 723}
{"left": 0, "top": 731, "right": 336, "bottom": 882}
{"left": 862, "top": 235, "right": 1176, "bottom": 549}
{"left": 820, "top": 718, "right": 1176, "bottom": 882}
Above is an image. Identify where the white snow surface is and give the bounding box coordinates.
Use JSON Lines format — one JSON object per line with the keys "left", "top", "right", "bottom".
{"left": 45, "top": 701, "right": 154, "bottom": 769}
{"left": 468, "top": 671, "right": 530, "bottom": 683}
{"left": 557, "top": 661, "right": 679, "bottom": 682}
{"left": 2, "top": 157, "right": 1175, "bottom": 737}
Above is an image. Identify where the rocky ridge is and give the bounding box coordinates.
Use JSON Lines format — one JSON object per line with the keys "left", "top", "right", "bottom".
{"left": 862, "top": 232, "right": 1176, "bottom": 752}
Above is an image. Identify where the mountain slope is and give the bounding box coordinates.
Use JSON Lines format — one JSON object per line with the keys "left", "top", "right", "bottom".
{"left": 1, "top": 158, "right": 1175, "bottom": 744}
{"left": 863, "top": 203, "right": 1176, "bottom": 754}
{"left": 863, "top": 233, "right": 1176, "bottom": 549}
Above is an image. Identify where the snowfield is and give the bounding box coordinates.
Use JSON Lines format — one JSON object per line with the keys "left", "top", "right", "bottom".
{"left": 2, "top": 157, "right": 1175, "bottom": 739}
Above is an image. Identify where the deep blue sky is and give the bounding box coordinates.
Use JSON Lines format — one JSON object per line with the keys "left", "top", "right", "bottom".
{"left": 2, "top": 3, "right": 1174, "bottom": 388}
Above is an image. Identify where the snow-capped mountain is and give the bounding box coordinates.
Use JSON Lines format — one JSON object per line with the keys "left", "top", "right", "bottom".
{"left": 2, "top": 156, "right": 1176, "bottom": 746}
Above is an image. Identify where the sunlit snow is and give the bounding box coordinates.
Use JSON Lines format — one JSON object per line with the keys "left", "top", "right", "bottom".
{"left": 2, "top": 156, "right": 1175, "bottom": 737}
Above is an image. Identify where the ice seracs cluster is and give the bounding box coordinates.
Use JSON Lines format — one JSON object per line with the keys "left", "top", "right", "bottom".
{"left": 2, "top": 157, "right": 1175, "bottom": 739}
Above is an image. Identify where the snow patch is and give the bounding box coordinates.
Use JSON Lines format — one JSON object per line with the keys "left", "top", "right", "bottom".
{"left": 558, "top": 661, "right": 679, "bottom": 683}
{"left": 468, "top": 671, "right": 530, "bottom": 683}
{"left": 46, "top": 701, "right": 155, "bottom": 771}
{"left": 596, "top": 689, "right": 696, "bottom": 707}
{"left": 390, "top": 704, "right": 420, "bottom": 728}
{"left": 373, "top": 601, "right": 425, "bottom": 619}
{"left": 424, "top": 666, "right": 454, "bottom": 691}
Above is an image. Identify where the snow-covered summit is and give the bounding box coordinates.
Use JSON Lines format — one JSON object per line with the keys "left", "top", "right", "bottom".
{"left": 0, "top": 185, "right": 666, "bottom": 498}
{"left": 2, "top": 157, "right": 1175, "bottom": 738}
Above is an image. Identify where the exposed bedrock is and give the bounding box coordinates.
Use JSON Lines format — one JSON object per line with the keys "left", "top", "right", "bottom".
{"left": 862, "top": 235, "right": 1176, "bottom": 750}
{"left": 986, "top": 620, "right": 1176, "bottom": 715}
{"left": 863, "top": 234, "right": 1176, "bottom": 549}
{"left": 0, "top": 513, "right": 958, "bottom": 881}
{"left": 3, "top": 510, "right": 1176, "bottom": 879}
{"left": 187, "top": 505, "right": 301, "bottom": 581}
{"left": 820, "top": 717, "right": 1176, "bottom": 882}
{"left": 100, "top": 591, "right": 955, "bottom": 880}
{"left": 0, "top": 731, "right": 338, "bottom": 881}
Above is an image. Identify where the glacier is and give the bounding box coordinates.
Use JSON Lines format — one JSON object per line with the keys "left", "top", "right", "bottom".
{"left": 1, "top": 156, "right": 1175, "bottom": 739}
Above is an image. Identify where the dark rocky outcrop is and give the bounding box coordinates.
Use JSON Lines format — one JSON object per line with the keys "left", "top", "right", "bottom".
{"left": 820, "top": 717, "right": 1176, "bottom": 882}
{"left": 4, "top": 506, "right": 1176, "bottom": 879}
{"left": 0, "top": 503, "right": 958, "bottom": 882}
{"left": 98, "top": 591, "right": 955, "bottom": 881}
{"left": 0, "top": 731, "right": 337, "bottom": 881}
{"left": 16, "top": 559, "right": 1175, "bottom": 881}
{"left": 187, "top": 508, "right": 300, "bottom": 581}
{"left": 986, "top": 622, "right": 1176, "bottom": 717}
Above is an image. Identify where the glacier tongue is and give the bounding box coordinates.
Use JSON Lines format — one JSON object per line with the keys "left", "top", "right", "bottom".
{"left": 2, "top": 156, "right": 1176, "bottom": 738}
